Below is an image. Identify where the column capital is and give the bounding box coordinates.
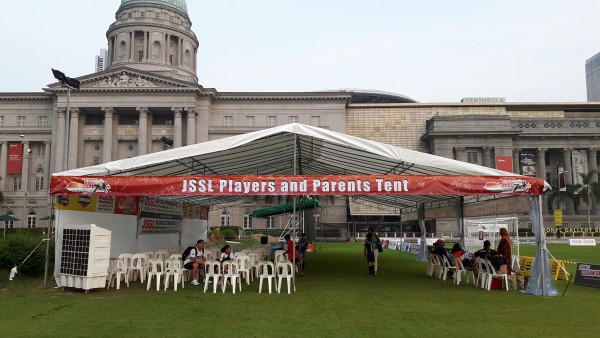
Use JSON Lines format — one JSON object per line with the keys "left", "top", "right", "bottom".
{"left": 137, "top": 107, "right": 149, "bottom": 118}
{"left": 454, "top": 146, "right": 465, "bottom": 152}
{"left": 56, "top": 107, "right": 66, "bottom": 118}
{"left": 185, "top": 107, "right": 197, "bottom": 116}
{"left": 536, "top": 148, "right": 546, "bottom": 156}
{"left": 101, "top": 107, "right": 116, "bottom": 117}
{"left": 70, "top": 107, "right": 80, "bottom": 118}
{"left": 171, "top": 107, "right": 183, "bottom": 118}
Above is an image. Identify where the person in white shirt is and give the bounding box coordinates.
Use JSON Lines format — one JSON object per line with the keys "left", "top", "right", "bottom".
{"left": 184, "top": 240, "right": 206, "bottom": 285}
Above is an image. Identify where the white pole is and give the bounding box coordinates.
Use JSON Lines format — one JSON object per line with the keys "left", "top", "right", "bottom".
{"left": 63, "top": 87, "right": 71, "bottom": 171}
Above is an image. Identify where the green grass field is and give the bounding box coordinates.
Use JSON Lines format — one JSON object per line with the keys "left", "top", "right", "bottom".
{"left": 1, "top": 243, "right": 599, "bottom": 338}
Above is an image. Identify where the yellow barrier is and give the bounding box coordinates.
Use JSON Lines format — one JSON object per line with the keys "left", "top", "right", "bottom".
{"left": 518, "top": 256, "right": 569, "bottom": 281}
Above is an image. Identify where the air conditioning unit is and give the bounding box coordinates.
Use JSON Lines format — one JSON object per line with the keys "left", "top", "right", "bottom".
{"left": 57, "top": 224, "right": 111, "bottom": 292}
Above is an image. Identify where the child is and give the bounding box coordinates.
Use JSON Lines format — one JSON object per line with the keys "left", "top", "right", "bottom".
{"left": 364, "top": 233, "right": 375, "bottom": 276}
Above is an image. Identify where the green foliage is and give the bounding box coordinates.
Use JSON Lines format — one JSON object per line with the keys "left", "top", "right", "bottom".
{"left": 0, "top": 230, "right": 54, "bottom": 276}
{"left": 208, "top": 226, "right": 239, "bottom": 241}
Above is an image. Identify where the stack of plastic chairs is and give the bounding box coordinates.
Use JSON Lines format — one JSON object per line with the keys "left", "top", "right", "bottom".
{"left": 163, "top": 258, "right": 184, "bottom": 291}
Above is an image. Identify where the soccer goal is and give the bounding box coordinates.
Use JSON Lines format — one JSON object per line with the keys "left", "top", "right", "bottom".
{"left": 464, "top": 216, "right": 519, "bottom": 261}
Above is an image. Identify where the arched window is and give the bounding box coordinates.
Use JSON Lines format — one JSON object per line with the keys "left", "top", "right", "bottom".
{"left": 220, "top": 211, "right": 230, "bottom": 227}
{"left": 35, "top": 167, "right": 45, "bottom": 191}
{"left": 27, "top": 210, "right": 36, "bottom": 228}
{"left": 153, "top": 41, "right": 161, "bottom": 59}
{"left": 119, "top": 41, "right": 127, "bottom": 59}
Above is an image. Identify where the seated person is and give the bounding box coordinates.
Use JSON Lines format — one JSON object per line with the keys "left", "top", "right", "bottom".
{"left": 451, "top": 242, "right": 474, "bottom": 269}
{"left": 219, "top": 244, "right": 233, "bottom": 273}
{"left": 183, "top": 240, "right": 206, "bottom": 286}
{"left": 473, "top": 240, "right": 503, "bottom": 271}
{"left": 432, "top": 239, "right": 454, "bottom": 276}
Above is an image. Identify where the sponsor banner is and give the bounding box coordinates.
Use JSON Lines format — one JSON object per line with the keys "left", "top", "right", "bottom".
{"left": 96, "top": 195, "right": 116, "bottom": 213}
{"left": 495, "top": 156, "right": 513, "bottom": 173}
{"left": 50, "top": 175, "right": 546, "bottom": 196}
{"left": 554, "top": 209, "right": 562, "bottom": 226}
{"left": 114, "top": 196, "right": 139, "bottom": 215}
{"left": 571, "top": 150, "right": 588, "bottom": 187}
{"left": 569, "top": 239, "right": 597, "bottom": 246}
{"left": 519, "top": 150, "right": 537, "bottom": 177}
{"left": 137, "top": 197, "right": 182, "bottom": 234}
{"left": 519, "top": 256, "right": 534, "bottom": 277}
{"left": 182, "top": 202, "right": 205, "bottom": 219}
{"left": 199, "top": 206, "right": 209, "bottom": 220}
{"left": 574, "top": 263, "right": 600, "bottom": 289}
{"left": 55, "top": 195, "right": 98, "bottom": 212}
{"left": 7, "top": 142, "right": 23, "bottom": 174}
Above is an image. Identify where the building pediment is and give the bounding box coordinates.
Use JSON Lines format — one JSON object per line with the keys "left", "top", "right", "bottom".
{"left": 47, "top": 67, "right": 200, "bottom": 92}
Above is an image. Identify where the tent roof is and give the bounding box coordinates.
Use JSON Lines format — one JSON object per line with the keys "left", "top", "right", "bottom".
{"left": 53, "top": 123, "right": 549, "bottom": 210}
{"left": 249, "top": 198, "right": 322, "bottom": 218}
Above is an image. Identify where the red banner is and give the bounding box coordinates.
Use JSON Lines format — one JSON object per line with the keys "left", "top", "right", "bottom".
{"left": 496, "top": 156, "right": 513, "bottom": 173}
{"left": 7, "top": 142, "right": 23, "bottom": 174}
{"left": 50, "top": 175, "right": 545, "bottom": 196}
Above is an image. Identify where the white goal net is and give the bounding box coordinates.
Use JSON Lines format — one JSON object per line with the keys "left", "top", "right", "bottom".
{"left": 464, "top": 216, "right": 519, "bottom": 261}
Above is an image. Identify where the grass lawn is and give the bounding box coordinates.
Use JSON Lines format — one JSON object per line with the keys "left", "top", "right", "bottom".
{"left": 1, "top": 242, "right": 599, "bottom": 337}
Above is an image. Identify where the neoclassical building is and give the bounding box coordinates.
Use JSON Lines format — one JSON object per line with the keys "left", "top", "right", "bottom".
{"left": 1, "top": 0, "right": 599, "bottom": 233}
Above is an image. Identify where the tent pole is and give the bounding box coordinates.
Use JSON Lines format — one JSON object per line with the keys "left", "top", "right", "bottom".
{"left": 43, "top": 195, "right": 55, "bottom": 289}
{"left": 292, "top": 134, "right": 298, "bottom": 292}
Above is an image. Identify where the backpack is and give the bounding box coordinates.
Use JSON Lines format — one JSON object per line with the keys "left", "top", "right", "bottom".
{"left": 182, "top": 246, "right": 195, "bottom": 261}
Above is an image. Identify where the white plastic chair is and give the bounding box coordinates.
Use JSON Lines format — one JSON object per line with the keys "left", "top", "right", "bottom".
{"left": 475, "top": 257, "right": 489, "bottom": 288}
{"left": 235, "top": 254, "right": 253, "bottom": 285}
{"left": 453, "top": 257, "right": 475, "bottom": 285}
{"left": 114, "top": 259, "right": 130, "bottom": 290}
{"left": 129, "top": 253, "right": 148, "bottom": 283}
{"left": 163, "top": 259, "right": 184, "bottom": 291}
{"left": 146, "top": 259, "right": 164, "bottom": 291}
{"left": 274, "top": 250, "right": 287, "bottom": 264}
{"left": 483, "top": 259, "right": 509, "bottom": 291}
{"left": 426, "top": 253, "right": 441, "bottom": 277}
{"left": 117, "top": 253, "right": 133, "bottom": 283}
{"left": 247, "top": 252, "right": 261, "bottom": 279}
{"left": 258, "top": 261, "right": 277, "bottom": 294}
{"left": 204, "top": 260, "right": 222, "bottom": 293}
{"left": 222, "top": 261, "right": 242, "bottom": 294}
{"left": 276, "top": 261, "right": 295, "bottom": 294}
{"left": 438, "top": 255, "right": 456, "bottom": 281}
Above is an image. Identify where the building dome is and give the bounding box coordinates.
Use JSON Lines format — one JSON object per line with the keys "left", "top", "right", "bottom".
{"left": 119, "top": 0, "right": 188, "bottom": 19}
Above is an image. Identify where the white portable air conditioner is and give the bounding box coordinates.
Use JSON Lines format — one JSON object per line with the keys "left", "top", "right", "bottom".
{"left": 57, "top": 224, "right": 111, "bottom": 292}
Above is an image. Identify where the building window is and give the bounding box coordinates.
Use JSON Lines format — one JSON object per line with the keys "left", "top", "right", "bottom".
{"left": 140, "top": 12, "right": 145, "bottom": 17}
{"left": 85, "top": 114, "right": 104, "bottom": 125}
{"left": 267, "top": 116, "right": 277, "bottom": 127}
{"left": 155, "top": 13, "right": 160, "bottom": 19}
{"left": 467, "top": 151, "right": 478, "bottom": 164}
{"left": 152, "top": 114, "right": 172, "bottom": 125}
{"left": 266, "top": 216, "right": 275, "bottom": 229}
{"left": 169, "top": 54, "right": 173, "bottom": 65}
{"left": 27, "top": 211, "right": 36, "bottom": 228}
{"left": 0, "top": 116, "right": 4, "bottom": 126}
{"left": 12, "top": 175, "right": 21, "bottom": 191}
{"left": 17, "top": 116, "right": 26, "bottom": 127}
{"left": 38, "top": 116, "right": 48, "bottom": 127}
{"left": 35, "top": 169, "right": 45, "bottom": 191}
{"left": 37, "top": 145, "right": 45, "bottom": 157}
{"left": 246, "top": 116, "right": 255, "bottom": 127}
{"left": 118, "top": 114, "right": 138, "bottom": 125}
{"left": 224, "top": 116, "right": 233, "bottom": 127}
{"left": 221, "top": 212, "right": 230, "bottom": 227}
{"left": 138, "top": 51, "right": 144, "bottom": 61}
{"left": 128, "top": 13, "right": 132, "bottom": 18}
{"left": 289, "top": 116, "right": 298, "bottom": 124}
{"left": 243, "top": 215, "right": 253, "bottom": 229}
{"left": 310, "top": 116, "right": 320, "bottom": 127}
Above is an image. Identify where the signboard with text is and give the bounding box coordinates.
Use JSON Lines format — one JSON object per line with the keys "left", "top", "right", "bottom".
{"left": 574, "top": 263, "right": 600, "bottom": 289}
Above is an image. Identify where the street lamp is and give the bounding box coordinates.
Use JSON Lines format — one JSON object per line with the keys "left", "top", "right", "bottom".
{"left": 51, "top": 69, "right": 80, "bottom": 171}
{"left": 555, "top": 162, "right": 568, "bottom": 238}
{"left": 22, "top": 147, "right": 31, "bottom": 227}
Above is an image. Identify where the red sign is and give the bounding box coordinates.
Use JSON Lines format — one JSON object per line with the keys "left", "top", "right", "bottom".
{"left": 7, "top": 142, "right": 23, "bottom": 174}
{"left": 50, "top": 174, "right": 546, "bottom": 196}
{"left": 496, "top": 156, "right": 513, "bottom": 173}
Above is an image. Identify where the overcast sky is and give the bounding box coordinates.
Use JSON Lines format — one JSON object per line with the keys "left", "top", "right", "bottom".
{"left": 1, "top": 0, "right": 599, "bottom": 102}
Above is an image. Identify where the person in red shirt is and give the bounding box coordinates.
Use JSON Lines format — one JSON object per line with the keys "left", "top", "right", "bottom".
{"left": 284, "top": 234, "right": 302, "bottom": 276}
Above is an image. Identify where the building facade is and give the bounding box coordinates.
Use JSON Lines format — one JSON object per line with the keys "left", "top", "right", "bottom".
{"left": 586, "top": 52, "right": 600, "bottom": 102}
{"left": 1, "top": 0, "right": 599, "bottom": 233}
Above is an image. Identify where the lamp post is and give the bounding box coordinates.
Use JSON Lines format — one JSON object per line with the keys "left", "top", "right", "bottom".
{"left": 555, "top": 162, "right": 568, "bottom": 238}
{"left": 51, "top": 69, "right": 79, "bottom": 171}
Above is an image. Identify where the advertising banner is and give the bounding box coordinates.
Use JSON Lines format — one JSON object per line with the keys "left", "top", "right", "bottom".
{"left": 519, "top": 150, "right": 537, "bottom": 177}
{"left": 137, "top": 197, "right": 183, "bottom": 234}
{"left": 495, "top": 155, "right": 513, "bottom": 173}
{"left": 7, "top": 142, "right": 23, "bottom": 174}
{"left": 571, "top": 150, "right": 588, "bottom": 187}
{"left": 56, "top": 194, "right": 139, "bottom": 215}
{"left": 50, "top": 174, "right": 546, "bottom": 197}
{"left": 574, "top": 263, "right": 600, "bottom": 289}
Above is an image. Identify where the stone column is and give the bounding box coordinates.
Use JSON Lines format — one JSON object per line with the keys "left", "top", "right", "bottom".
{"left": 43, "top": 142, "right": 51, "bottom": 190}
{"left": 179, "top": 37, "right": 183, "bottom": 66}
{"left": 483, "top": 146, "right": 493, "bottom": 168}
{"left": 165, "top": 34, "right": 170, "bottom": 64}
{"left": 589, "top": 148, "right": 599, "bottom": 215}
{"left": 454, "top": 147, "right": 466, "bottom": 162}
{"left": 537, "top": 148, "right": 548, "bottom": 214}
{"left": 129, "top": 31, "right": 135, "bottom": 62}
{"left": 137, "top": 107, "right": 149, "bottom": 155}
{"left": 143, "top": 31, "right": 148, "bottom": 62}
{"left": 196, "top": 104, "right": 209, "bottom": 143}
{"left": 102, "top": 107, "right": 115, "bottom": 162}
{"left": 0, "top": 141, "right": 7, "bottom": 190}
{"left": 68, "top": 108, "right": 80, "bottom": 170}
{"left": 563, "top": 148, "right": 574, "bottom": 214}
{"left": 185, "top": 107, "right": 197, "bottom": 145}
{"left": 172, "top": 107, "right": 183, "bottom": 148}
{"left": 55, "top": 108, "right": 66, "bottom": 172}
{"left": 21, "top": 141, "right": 30, "bottom": 191}
{"left": 194, "top": 48, "right": 197, "bottom": 73}
{"left": 512, "top": 148, "right": 520, "bottom": 174}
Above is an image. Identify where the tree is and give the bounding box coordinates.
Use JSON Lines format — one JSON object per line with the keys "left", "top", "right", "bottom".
{"left": 574, "top": 171, "right": 600, "bottom": 228}
{"left": 546, "top": 180, "right": 580, "bottom": 214}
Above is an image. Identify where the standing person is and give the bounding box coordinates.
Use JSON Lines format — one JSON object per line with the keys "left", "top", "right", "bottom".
{"left": 183, "top": 239, "right": 206, "bottom": 286}
{"left": 364, "top": 232, "right": 375, "bottom": 276}
{"left": 368, "top": 228, "right": 381, "bottom": 275}
{"left": 497, "top": 228, "right": 512, "bottom": 274}
{"left": 284, "top": 234, "right": 302, "bottom": 276}
{"left": 298, "top": 233, "right": 309, "bottom": 271}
